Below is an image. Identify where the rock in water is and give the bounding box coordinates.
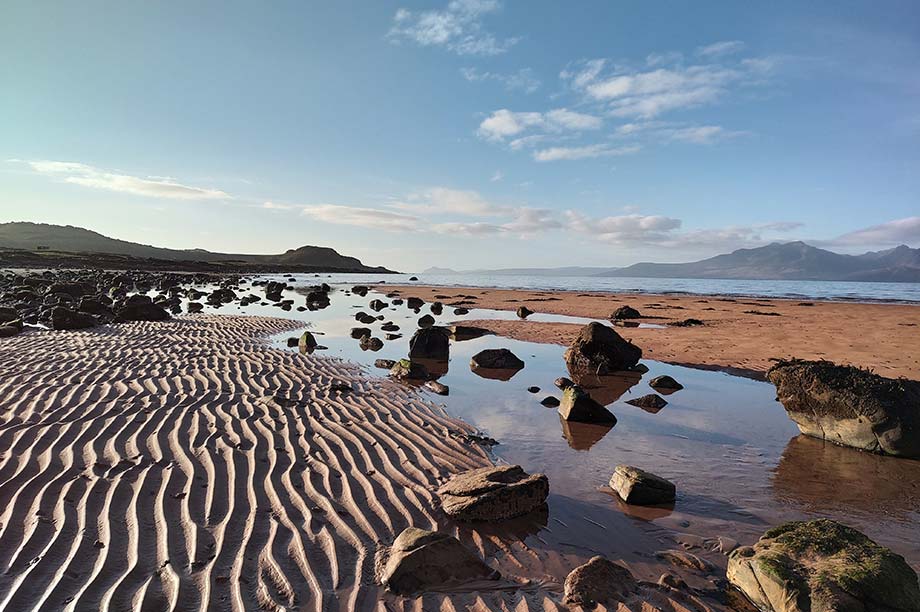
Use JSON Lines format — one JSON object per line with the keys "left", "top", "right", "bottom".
{"left": 449, "top": 325, "right": 492, "bottom": 341}
{"left": 408, "top": 326, "right": 450, "bottom": 360}
{"left": 470, "top": 348, "right": 524, "bottom": 370}
{"left": 350, "top": 327, "right": 371, "bottom": 339}
{"left": 359, "top": 336, "right": 384, "bottom": 351}
{"left": 438, "top": 465, "right": 548, "bottom": 521}
{"left": 727, "top": 519, "right": 920, "bottom": 612}
{"left": 516, "top": 306, "right": 534, "bottom": 318}
{"left": 649, "top": 375, "right": 683, "bottom": 391}
{"left": 298, "top": 331, "right": 318, "bottom": 354}
{"left": 115, "top": 302, "right": 170, "bottom": 322}
{"left": 558, "top": 386, "right": 617, "bottom": 424}
{"left": 767, "top": 359, "right": 920, "bottom": 457}
{"left": 626, "top": 393, "right": 668, "bottom": 412}
{"left": 564, "top": 322, "right": 642, "bottom": 374}
{"left": 425, "top": 380, "right": 449, "bottom": 396}
{"left": 417, "top": 314, "right": 435, "bottom": 328}
{"left": 563, "top": 556, "right": 639, "bottom": 608}
{"left": 389, "top": 359, "right": 429, "bottom": 380}
{"left": 610, "top": 465, "right": 676, "bottom": 505}
{"left": 377, "top": 527, "right": 499, "bottom": 595}
{"left": 540, "top": 396, "right": 560, "bottom": 407}
{"left": 611, "top": 305, "right": 641, "bottom": 320}
{"left": 50, "top": 307, "right": 96, "bottom": 330}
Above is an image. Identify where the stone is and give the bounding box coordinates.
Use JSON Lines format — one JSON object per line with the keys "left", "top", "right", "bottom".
{"left": 649, "top": 375, "right": 683, "bottom": 391}
{"left": 417, "top": 314, "right": 436, "bottom": 328}
{"left": 425, "top": 380, "right": 449, "bottom": 396}
{"left": 408, "top": 327, "right": 450, "bottom": 361}
{"left": 0, "top": 307, "right": 19, "bottom": 324}
{"left": 470, "top": 348, "right": 524, "bottom": 370}
{"left": 540, "top": 396, "right": 560, "bottom": 408}
{"left": 390, "top": 359, "right": 429, "bottom": 380}
{"left": 516, "top": 306, "right": 534, "bottom": 318}
{"left": 558, "top": 386, "right": 617, "bottom": 424}
{"left": 727, "top": 519, "right": 920, "bottom": 612}
{"left": 610, "top": 465, "right": 676, "bottom": 505}
{"left": 50, "top": 307, "right": 96, "bottom": 330}
{"left": 115, "top": 302, "right": 170, "bottom": 322}
{"left": 360, "top": 336, "right": 384, "bottom": 351}
{"left": 564, "top": 322, "right": 642, "bottom": 374}
{"left": 438, "top": 465, "right": 548, "bottom": 521}
{"left": 527, "top": 386, "right": 540, "bottom": 393}
{"left": 430, "top": 301, "right": 443, "bottom": 315}
{"left": 350, "top": 327, "right": 371, "bottom": 339}
{"left": 187, "top": 302, "right": 204, "bottom": 313}
{"left": 298, "top": 331, "right": 318, "bottom": 354}
{"left": 377, "top": 527, "right": 499, "bottom": 595}
{"left": 626, "top": 394, "right": 668, "bottom": 412}
{"left": 767, "top": 359, "right": 920, "bottom": 457}
{"left": 563, "top": 556, "right": 638, "bottom": 608}
{"left": 554, "top": 376, "right": 575, "bottom": 390}
{"left": 406, "top": 297, "right": 424, "bottom": 310}
{"left": 374, "top": 359, "right": 397, "bottom": 369}
{"left": 611, "top": 305, "right": 641, "bottom": 320}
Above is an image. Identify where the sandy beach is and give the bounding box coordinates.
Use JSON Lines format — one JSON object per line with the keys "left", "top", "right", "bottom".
{"left": 379, "top": 285, "right": 920, "bottom": 380}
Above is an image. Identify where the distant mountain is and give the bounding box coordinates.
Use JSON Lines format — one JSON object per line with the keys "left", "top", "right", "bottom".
{"left": 0, "top": 222, "right": 395, "bottom": 273}
{"left": 600, "top": 241, "right": 920, "bottom": 282}
{"left": 422, "top": 265, "right": 615, "bottom": 277}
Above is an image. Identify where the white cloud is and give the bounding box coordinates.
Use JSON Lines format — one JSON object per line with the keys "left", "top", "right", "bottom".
{"left": 533, "top": 144, "right": 640, "bottom": 162}
{"left": 668, "top": 125, "right": 729, "bottom": 144}
{"left": 388, "top": 0, "right": 518, "bottom": 56}
{"left": 828, "top": 217, "right": 920, "bottom": 247}
{"left": 24, "top": 160, "right": 230, "bottom": 200}
{"left": 300, "top": 204, "right": 420, "bottom": 232}
{"left": 461, "top": 67, "right": 541, "bottom": 93}
{"left": 560, "top": 59, "right": 607, "bottom": 89}
{"left": 477, "top": 108, "right": 603, "bottom": 141}
{"left": 566, "top": 211, "right": 682, "bottom": 242}
{"left": 696, "top": 40, "right": 745, "bottom": 58}
{"left": 389, "top": 187, "right": 507, "bottom": 216}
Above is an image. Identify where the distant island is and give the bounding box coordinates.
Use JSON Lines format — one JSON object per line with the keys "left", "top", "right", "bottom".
{"left": 425, "top": 241, "right": 920, "bottom": 283}
{"left": 0, "top": 222, "right": 396, "bottom": 273}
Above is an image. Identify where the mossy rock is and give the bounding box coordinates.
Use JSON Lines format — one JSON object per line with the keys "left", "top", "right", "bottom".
{"left": 728, "top": 519, "right": 920, "bottom": 612}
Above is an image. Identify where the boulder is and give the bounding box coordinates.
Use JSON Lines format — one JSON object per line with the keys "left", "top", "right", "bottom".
{"left": 406, "top": 297, "right": 424, "bottom": 310}
{"left": 649, "top": 375, "right": 683, "bottom": 391}
{"left": 610, "top": 465, "right": 676, "bottom": 505}
{"left": 430, "top": 301, "right": 443, "bottom": 315}
{"left": 768, "top": 359, "right": 920, "bottom": 457}
{"left": 417, "top": 314, "right": 436, "bottom": 328}
{"left": 0, "top": 307, "right": 19, "bottom": 324}
{"left": 564, "top": 322, "right": 642, "bottom": 374}
{"left": 540, "top": 396, "right": 560, "bottom": 408}
{"left": 470, "top": 348, "right": 524, "bottom": 370}
{"left": 611, "top": 305, "right": 641, "bottom": 320}
{"left": 377, "top": 527, "right": 499, "bottom": 595}
{"left": 408, "top": 327, "right": 450, "bottom": 361}
{"left": 115, "top": 302, "right": 170, "bottom": 322}
{"left": 350, "top": 327, "right": 371, "bottom": 339}
{"left": 727, "top": 519, "right": 920, "bottom": 612}
{"left": 360, "top": 336, "right": 384, "bottom": 351}
{"left": 369, "top": 299, "right": 388, "bottom": 311}
{"left": 449, "top": 325, "right": 492, "bottom": 341}
{"left": 187, "top": 302, "right": 204, "bottom": 313}
{"left": 50, "top": 307, "right": 96, "bottom": 330}
{"left": 355, "top": 312, "right": 377, "bottom": 325}
{"left": 626, "top": 393, "right": 668, "bottom": 412}
{"left": 390, "top": 359, "right": 429, "bottom": 380}
{"left": 298, "top": 331, "right": 318, "bottom": 354}
{"left": 425, "top": 380, "right": 449, "bottom": 396}
{"left": 563, "top": 556, "right": 639, "bottom": 608}
{"left": 516, "top": 306, "right": 534, "bottom": 318}
{"left": 437, "top": 465, "right": 548, "bottom": 521}
{"left": 558, "top": 386, "right": 617, "bottom": 424}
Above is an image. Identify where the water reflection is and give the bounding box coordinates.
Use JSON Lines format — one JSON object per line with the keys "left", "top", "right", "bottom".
{"left": 567, "top": 367, "right": 642, "bottom": 406}
{"left": 471, "top": 366, "right": 522, "bottom": 381}
{"left": 559, "top": 417, "right": 614, "bottom": 451}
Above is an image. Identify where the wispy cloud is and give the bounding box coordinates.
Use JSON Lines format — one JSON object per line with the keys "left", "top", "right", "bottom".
{"left": 300, "top": 204, "right": 420, "bottom": 232}
{"left": 388, "top": 0, "right": 518, "bottom": 56}
{"left": 696, "top": 40, "right": 745, "bottom": 58}
{"left": 477, "top": 108, "right": 603, "bottom": 141}
{"left": 388, "top": 186, "right": 506, "bottom": 216}
{"left": 826, "top": 217, "right": 920, "bottom": 247}
{"left": 533, "top": 144, "right": 640, "bottom": 162}
{"left": 22, "top": 160, "right": 230, "bottom": 200}
{"left": 461, "top": 67, "right": 541, "bottom": 93}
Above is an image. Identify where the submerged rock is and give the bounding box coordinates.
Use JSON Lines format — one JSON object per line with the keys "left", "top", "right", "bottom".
{"left": 408, "top": 326, "right": 450, "bottom": 361}
{"left": 377, "top": 527, "right": 499, "bottom": 595}
{"left": 470, "top": 348, "right": 524, "bottom": 370}
{"left": 767, "top": 359, "right": 920, "bottom": 457}
{"left": 438, "top": 465, "right": 548, "bottom": 521}
{"left": 727, "top": 519, "right": 920, "bottom": 612}
{"left": 626, "top": 393, "right": 668, "bottom": 412}
{"left": 558, "top": 385, "right": 617, "bottom": 424}
{"left": 564, "top": 322, "right": 642, "bottom": 374}
{"left": 609, "top": 465, "right": 676, "bottom": 505}
{"left": 563, "top": 556, "right": 639, "bottom": 608}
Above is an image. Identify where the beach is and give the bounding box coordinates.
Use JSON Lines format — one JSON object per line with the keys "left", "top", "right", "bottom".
{"left": 379, "top": 284, "right": 920, "bottom": 380}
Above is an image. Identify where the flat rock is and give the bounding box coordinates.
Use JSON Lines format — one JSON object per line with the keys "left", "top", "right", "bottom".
{"left": 563, "top": 556, "right": 639, "bottom": 608}
{"left": 377, "top": 527, "right": 499, "bottom": 595}
{"left": 449, "top": 325, "right": 492, "bottom": 341}
{"left": 609, "top": 465, "right": 675, "bottom": 505}
{"left": 438, "top": 465, "right": 548, "bottom": 521}
{"left": 727, "top": 519, "right": 920, "bottom": 612}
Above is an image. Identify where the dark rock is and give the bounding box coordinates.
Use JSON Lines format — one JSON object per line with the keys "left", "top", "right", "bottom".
{"left": 355, "top": 312, "right": 377, "bottom": 325}
{"left": 374, "top": 359, "right": 397, "bottom": 369}
{"left": 298, "top": 331, "right": 318, "bottom": 354}
{"left": 430, "top": 301, "right": 443, "bottom": 315}
{"left": 350, "top": 327, "right": 372, "bottom": 339}
{"left": 449, "top": 325, "right": 492, "bottom": 341}
{"left": 360, "top": 336, "right": 384, "bottom": 351}
{"left": 470, "top": 348, "right": 524, "bottom": 370}
{"left": 554, "top": 376, "right": 575, "bottom": 390}
{"left": 425, "top": 380, "right": 449, "bottom": 396}
{"left": 187, "top": 302, "right": 204, "bottom": 313}
{"left": 611, "top": 305, "right": 641, "bottom": 320}
{"left": 670, "top": 318, "right": 704, "bottom": 327}
{"left": 540, "top": 396, "right": 560, "bottom": 407}
{"left": 453, "top": 307, "right": 469, "bottom": 315}
{"left": 0, "top": 307, "right": 19, "bottom": 324}
{"left": 369, "top": 299, "right": 388, "bottom": 311}
{"left": 527, "top": 386, "right": 540, "bottom": 394}
{"left": 381, "top": 322, "right": 399, "bottom": 332}
{"left": 417, "top": 314, "right": 436, "bottom": 328}
{"left": 516, "top": 306, "right": 534, "bottom": 318}
{"left": 564, "top": 322, "right": 642, "bottom": 374}
{"left": 390, "top": 359, "right": 429, "bottom": 380}
{"left": 626, "top": 393, "right": 668, "bottom": 412}
{"left": 50, "top": 307, "right": 96, "bottom": 330}
{"left": 286, "top": 337, "right": 299, "bottom": 348}
{"left": 406, "top": 297, "right": 424, "bottom": 309}
{"left": 408, "top": 327, "right": 450, "bottom": 361}
{"left": 609, "top": 465, "right": 676, "bottom": 505}
{"left": 558, "top": 386, "right": 617, "bottom": 424}
{"left": 438, "top": 465, "right": 548, "bottom": 521}
{"left": 649, "top": 375, "right": 683, "bottom": 391}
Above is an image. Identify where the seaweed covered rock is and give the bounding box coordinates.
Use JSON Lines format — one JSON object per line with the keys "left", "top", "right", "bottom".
{"left": 377, "top": 527, "right": 499, "bottom": 595}
{"left": 727, "top": 519, "right": 920, "bottom": 612}
{"left": 438, "top": 465, "right": 548, "bottom": 521}
{"left": 767, "top": 359, "right": 920, "bottom": 457}
{"left": 564, "top": 322, "right": 642, "bottom": 374}
{"left": 298, "top": 331, "right": 318, "bottom": 354}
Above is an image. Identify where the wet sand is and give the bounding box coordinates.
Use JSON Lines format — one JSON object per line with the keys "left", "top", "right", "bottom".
{"left": 378, "top": 284, "right": 920, "bottom": 379}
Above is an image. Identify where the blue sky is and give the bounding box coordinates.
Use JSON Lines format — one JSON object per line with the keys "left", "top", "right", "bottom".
{"left": 2, "top": 1, "right": 919, "bottom": 271}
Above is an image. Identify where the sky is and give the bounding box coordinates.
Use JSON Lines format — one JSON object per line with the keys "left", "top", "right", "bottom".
{"left": 2, "top": 1, "right": 919, "bottom": 271}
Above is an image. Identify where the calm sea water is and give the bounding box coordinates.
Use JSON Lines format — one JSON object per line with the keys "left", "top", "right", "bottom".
{"left": 294, "top": 272, "right": 920, "bottom": 303}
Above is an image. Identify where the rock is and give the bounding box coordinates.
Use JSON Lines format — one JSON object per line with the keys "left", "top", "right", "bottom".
{"left": 355, "top": 312, "right": 377, "bottom": 325}
{"left": 449, "top": 325, "right": 492, "bottom": 341}
{"left": 50, "top": 307, "right": 96, "bottom": 330}
{"left": 516, "top": 306, "right": 534, "bottom": 318}
{"left": 369, "top": 299, "right": 388, "bottom": 311}
{"left": 115, "top": 302, "right": 170, "bottom": 322}
{"left": 470, "top": 348, "right": 524, "bottom": 370}
{"left": 610, "top": 465, "right": 676, "bottom": 505}
{"left": 670, "top": 318, "right": 704, "bottom": 327}
{"left": 626, "top": 394, "right": 668, "bottom": 412}
{"left": 611, "top": 305, "right": 641, "bottom": 320}
{"left": 540, "top": 396, "right": 560, "bottom": 408}
{"left": 350, "top": 327, "right": 371, "bottom": 339}
{"left": 78, "top": 298, "right": 111, "bottom": 317}
{"left": 563, "top": 556, "right": 639, "bottom": 608}
{"left": 298, "top": 331, "right": 318, "bottom": 354}
{"left": 377, "top": 527, "right": 499, "bottom": 595}
{"left": 658, "top": 573, "right": 688, "bottom": 590}
{"left": 727, "top": 519, "right": 920, "bottom": 612}
{"left": 527, "top": 386, "right": 540, "bottom": 394}
{"left": 381, "top": 321, "right": 399, "bottom": 332}
{"left": 554, "top": 376, "right": 575, "bottom": 390}
{"left": 558, "top": 386, "right": 617, "bottom": 424}
{"left": 408, "top": 327, "right": 450, "bottom": 361}
{"left": 406, "top": 297, "right": 424, "bottom": 310}
{"left": 438, "top": 465, "right": 548, "bottom": 521}
{"left": 0, "top": 307, "right": 19, "bottom": 324}
{"left": 374, "top": 359, "right": 397, "bottom": 369}
{"left": 649, "top": 375, "right": 683, "bottom": 391}
{"left": 417, "top": 314, "right": 436, "bottom": 328}
{"left": 767, "top": 359, "right": 920, "bottom": 457}
{"left": 430, "top": 301, "right": 443, "bottom": 315}
{"left": 409, "top": 276, "right": 418, "bottom": 281}
{"left": 360, "top": 336, "right": 384, "bottom": 351}
{"left": 0, "top": 325, "right": 21, "bottom": 338}
{"left": 187, "top": 302, "right": 204, "bottom": 313}
{"left": 351, "top": 285, "right": 368, "bottom": 296}
{"left": 425, "top": 380, "right": 449, "bottom": 395}
{"left": 453, "top": 307, "right": 469, "bottom": 315}
{"left": 656, "top": 549, "right": 713, "bottom": 573}
{"left": 286, "top": 337, "right": 299, "bottom": 348}
{"left": 564, "top": 322, "right": 642, "bottom": 374}
{"left": 390, "top": 359, "right": 429, "bottom": 380}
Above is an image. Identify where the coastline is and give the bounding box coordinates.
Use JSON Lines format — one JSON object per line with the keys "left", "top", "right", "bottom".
{"left": 378, "top": 284, "right": 920, "bottom": 380}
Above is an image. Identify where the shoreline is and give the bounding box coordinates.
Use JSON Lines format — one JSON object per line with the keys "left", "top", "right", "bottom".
{"left": 377, "top": 284, "right": 920, "bottom": 380}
